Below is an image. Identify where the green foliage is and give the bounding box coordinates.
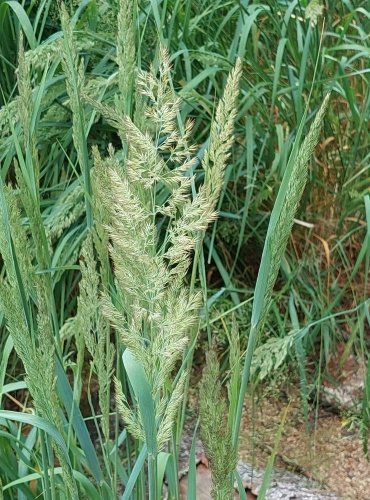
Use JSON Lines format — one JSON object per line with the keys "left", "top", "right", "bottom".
{"left": 0, "top": 184, "right": 77, "bottom": 497}
{"left": 0, "top": 0, "right": 369, "bottom": 499}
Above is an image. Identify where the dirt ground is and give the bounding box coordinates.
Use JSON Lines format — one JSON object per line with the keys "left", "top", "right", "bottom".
{"left": 238, "top": 387, "right": 370, "bottom": 500}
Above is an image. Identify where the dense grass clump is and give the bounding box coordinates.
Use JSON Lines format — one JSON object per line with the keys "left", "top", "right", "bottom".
{"left": 0, "top": 1, "right": 369, "bottom": 499}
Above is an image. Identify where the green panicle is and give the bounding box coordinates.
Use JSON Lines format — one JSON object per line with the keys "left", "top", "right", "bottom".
{"left": 199, "top": 348, "right": 236, "bottom": 500}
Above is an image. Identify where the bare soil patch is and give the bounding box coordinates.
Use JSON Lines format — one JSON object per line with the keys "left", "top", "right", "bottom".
{"left": 239, "top": 387, "right": 369, "bottom": 499}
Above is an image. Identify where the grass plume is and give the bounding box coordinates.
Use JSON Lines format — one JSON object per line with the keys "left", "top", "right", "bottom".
{"left": 86, "top": 47, "right": 241, "bottom": 498}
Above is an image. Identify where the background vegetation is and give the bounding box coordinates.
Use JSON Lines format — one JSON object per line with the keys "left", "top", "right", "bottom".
{"left": 0, "top": 0, "right": 369, "bottom": 498}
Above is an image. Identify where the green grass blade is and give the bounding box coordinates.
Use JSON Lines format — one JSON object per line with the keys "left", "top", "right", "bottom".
{"left": 55, "top": 359, "right": 103, "bottom": 483}
{"left": 121, "top": 445, "right": 147, "bottom": 500}
{"left": 0, "top": 411, "right": 71, "bottom": 466}
{"left": 234, "top": 470, "right": 247, "bottom": 500}
{"left": 232, "top": 93, "right": 330, "bottom": 451}
{"left": 122, "top": 349, "right": 157, "bottom": 456}
{"left": 156, "top": 452, "right": 170, "bottom": 498}
{"left": 1, "top": 381, "right": 27, "bottom": 397}
{"left": 3, "top": 2, "right": 37, "bottom": 49}
{"left": 2, "top": 467, "right": 101, "bottom": 500}
{"left": 0, "top": 335, "right": 13, "bottom": 407}
{"left": 186, "top": 421, "right": 199, "bottom": 500}
{"left": 257, "top": 404, "right": 289, "bottom": 499}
